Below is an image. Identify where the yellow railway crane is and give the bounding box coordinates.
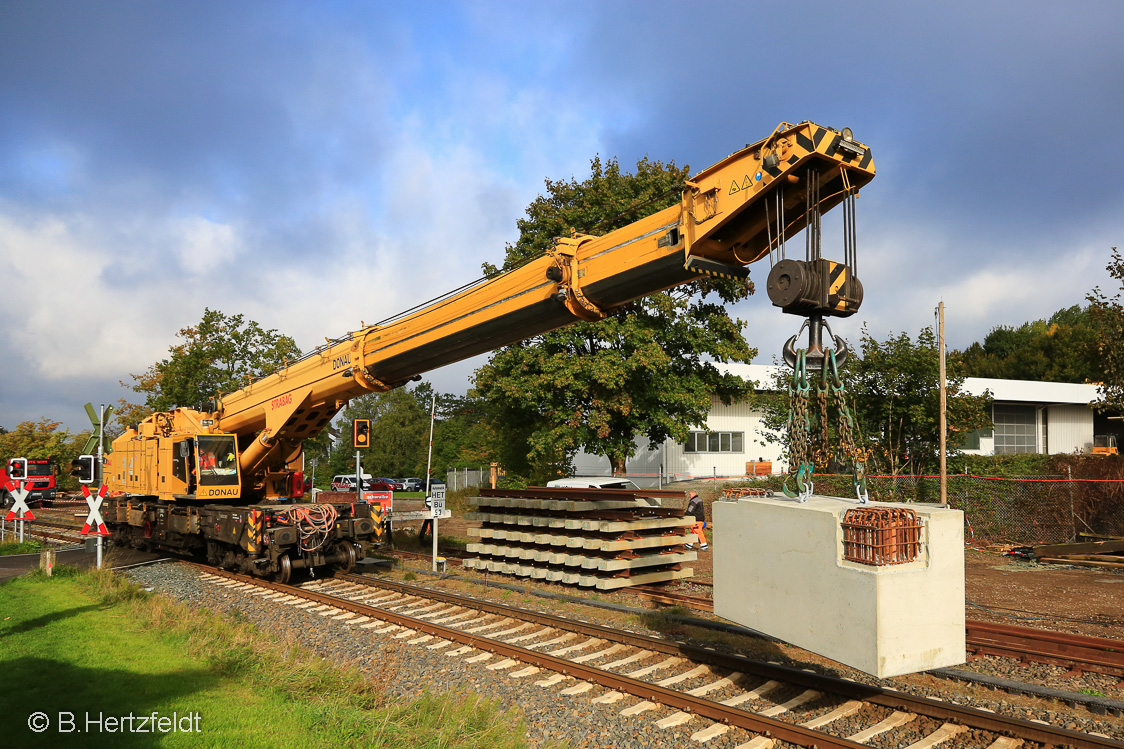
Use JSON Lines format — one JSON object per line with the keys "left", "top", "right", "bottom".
{"left": 103, "top": 121, "right": 875, "bottom": 580}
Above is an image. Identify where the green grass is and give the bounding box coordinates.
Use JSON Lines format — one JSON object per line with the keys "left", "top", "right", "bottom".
{"left": 0, "top": 567, "right": 527, "bottom": 748}
{"left": 0, "top": 540, "right": 44, "bottom": 555}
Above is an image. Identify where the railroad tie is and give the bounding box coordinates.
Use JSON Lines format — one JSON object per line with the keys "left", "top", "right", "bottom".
{"left": 509, "top": 666, "right": 540, "bottom": 678}
{"left": 689, "top": 722, "right": 731, "bottom": 742}
{"left": 591, "top": 691, "right": 624, "bottom": 705}
{"left": 426, "top": 639, "right": 453, "bottom": 650}
{"left": 625, "top": 656, "right": 683, "bottom": 678}
{"left": 504, "top": 627, "right": 556, "bottom": 644}
{"left": 733, "top": 737, "right": 774, "bottom": 749}
{"left": 800, "top": 699, "right": 862, "bottom": 729}
{"left": 846, "top": 711, "right": 915, "bottom": 742}
{"left": 534, "top": 674, "right": 571, "bottom": 687}
{"left": 656, "top": 663, "right": 713, "bottom": 687}
{"left": 486, "top": 658, "right": 519, "bottom": 671}
{"left": 392, "top": 628, "right": 418, "bottom": 639}
{"left": 902, "top": 723, "right": 969, "bottom": 749}
{"left": 465, "top": 652, "right": 494, "bottom": 664}
{"left": 983, "top": 738, "right": 1023, "bottom": 749}
{"left": 546, "top": 637, "right": 603, "bottom": 656}
{"left": 571, "top": 643, "right": 625, "bottom": 664}
{"left": 619, "top": 700, "right": 658, "bottom": 716}
{"left": 524, "top": 632, "right": 576, "bottom": 650}
{"left": 721, "top": 679, "right": 780, "bottom": 707}
{"left": 655, "top": 710, "right": 694, "bottom": 729}
{"left": 686, "top": 676, "right": 735, "bottom": 697}
{"left": 759, "top": 689, "right": 821, "bottom": 717}
{"left": 445, "top": 646, "right": 475, "bottom": 657}
{"left": 406, "top": 634, "right": 434, "bottom": 645}
{"left": 602, "top": 649, "right": 655, "bottom": 670}
{"left": 560, "top": 681, "right": 594, "bottom": 695}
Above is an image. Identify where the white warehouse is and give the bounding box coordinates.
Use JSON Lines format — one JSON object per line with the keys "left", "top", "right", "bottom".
{"left": 569, "top": 364, "right": 1103, "bottom": 484}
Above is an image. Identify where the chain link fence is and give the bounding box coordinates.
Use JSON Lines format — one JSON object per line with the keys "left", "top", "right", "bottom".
{"left": 775, "top": 472, "right": 1124, "bottom": 545}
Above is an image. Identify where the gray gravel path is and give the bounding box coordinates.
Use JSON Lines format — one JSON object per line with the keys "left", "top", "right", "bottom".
{"left": 125, "top": 562, "right": 1124, "bottom": 747}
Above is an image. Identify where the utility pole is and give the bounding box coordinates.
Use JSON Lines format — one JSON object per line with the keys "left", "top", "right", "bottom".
{"left": 938, "top": 302, "right": 948, "bottom": 508}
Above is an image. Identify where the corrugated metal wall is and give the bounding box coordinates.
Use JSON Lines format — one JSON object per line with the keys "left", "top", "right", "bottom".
{"left": 1045, "top": 404, "right": 1093, "bottom": 454}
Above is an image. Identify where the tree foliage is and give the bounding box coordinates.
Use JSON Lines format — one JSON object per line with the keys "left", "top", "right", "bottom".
{"left": 955, "top": 304, "right": 1098, "bottom": 383}
{"left": 0, "top": 419, "right": 93, "bottom": 490}
{"left": 850, "top": 325, "right": 992, "bottom": 476}
{"left": 754, "top": 325, "right": 993, "bottom": 477}
{"left": 119, "top": 309, "right": 301, "bottom": 428}
{"left": 1088, "top": 247, "right": 1124, "bottom": 411}
{"left": 473, "top": 155, "right": 756, "bottom": 481}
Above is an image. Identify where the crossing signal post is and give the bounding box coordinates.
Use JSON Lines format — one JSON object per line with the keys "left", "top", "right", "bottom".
{"left": 353, "top": 419, "right": 370, "bottom": 508}
{"left": 354, "top": 419, "right": 371, "bottom": 448}
{"left": 71, "top": 454, "right": 96, "bottom": 484}
{"left": 7, "top": 458, "right": 26, "bottom": 479}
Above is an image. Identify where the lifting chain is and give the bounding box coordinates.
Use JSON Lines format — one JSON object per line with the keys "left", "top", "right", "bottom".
{"left": 783, "top": 350, "right": 815, "bottom": 501}
{"left": 784, "top": 348, "right": 869, "bottom": 503}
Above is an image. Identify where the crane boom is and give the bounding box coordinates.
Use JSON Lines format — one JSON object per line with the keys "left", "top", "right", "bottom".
{"left": 108, "top": 120, "right": 874, "bottom": 505}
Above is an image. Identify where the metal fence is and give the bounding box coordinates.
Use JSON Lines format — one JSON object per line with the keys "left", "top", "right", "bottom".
{"left": 789, "top": 472, "right": 1124, "bottom": 545}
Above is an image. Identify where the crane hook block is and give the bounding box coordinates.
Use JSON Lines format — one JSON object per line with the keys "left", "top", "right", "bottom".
{"left": 766, "top": 258, "right": 863, "bottom": 318}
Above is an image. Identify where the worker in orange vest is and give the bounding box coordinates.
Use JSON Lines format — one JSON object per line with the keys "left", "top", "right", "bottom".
{"left": 685, "top": 491, "right": 708, "bottom": 550}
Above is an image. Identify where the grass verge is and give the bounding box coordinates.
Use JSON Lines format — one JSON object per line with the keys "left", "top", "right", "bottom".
{"left": 0, "top": 539, "right": 44, "bottom": 555}
{"left": 1, "top": 566, "right": 527, "bottom": 748}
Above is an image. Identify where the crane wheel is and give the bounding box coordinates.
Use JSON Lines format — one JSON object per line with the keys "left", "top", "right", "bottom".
{"left": 337, "top": 543, "right": 356, "bottom": 574}
{"left": 275, "top": 555, "right": 292, "bottom": 585}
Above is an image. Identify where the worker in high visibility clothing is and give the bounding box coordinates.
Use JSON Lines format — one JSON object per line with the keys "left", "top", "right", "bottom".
{"left": 685, "top": 491, "right": 708, "bottom": 550}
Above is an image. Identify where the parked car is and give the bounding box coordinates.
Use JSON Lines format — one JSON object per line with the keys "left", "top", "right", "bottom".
{"left": 378, "top": 478, "right": 403, "bottom": 490}
{"left": 400, "top": 477, "right": 423, "bottom": 492}
{"left": 330, "top": 474, "right": 395, "bottom": 492}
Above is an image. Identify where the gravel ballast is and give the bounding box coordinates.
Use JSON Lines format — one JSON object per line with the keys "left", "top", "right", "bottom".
{"left": 124, "top": 561, "right": 1124, "bottom": 747}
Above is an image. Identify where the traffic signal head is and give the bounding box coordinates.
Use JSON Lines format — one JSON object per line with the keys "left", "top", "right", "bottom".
{"left": 70, "top": 454, "right": 96, "bottom": 484}
{"left": 7, "top": 458, "right": 26, "bottom": 479}
{"left": 354, "top": 419, "right": 371, "bottom": 448}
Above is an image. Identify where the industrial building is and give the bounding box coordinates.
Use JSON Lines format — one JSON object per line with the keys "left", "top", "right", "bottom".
{"left": 570, "top": 364, "right": 1106, "bottom": 483}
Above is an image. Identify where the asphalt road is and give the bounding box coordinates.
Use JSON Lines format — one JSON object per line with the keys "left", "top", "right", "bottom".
{"left": 0, "top": 546, "right": 166, "bottom": 583}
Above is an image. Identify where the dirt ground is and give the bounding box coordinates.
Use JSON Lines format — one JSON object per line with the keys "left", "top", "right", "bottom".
{"left": 425, "top": 512, "right": 1124, "bottom": 642}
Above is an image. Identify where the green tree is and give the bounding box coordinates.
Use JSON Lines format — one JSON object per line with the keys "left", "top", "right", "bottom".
{"left": 955, "top": 305, "right": 1099, "bottom": 383}
{"left": 338, "top": 386, "right": 430, "bottom": 478}
{"left": 120, "top": 308, "right": 301, "bottom": 423}
{"left": 0, "top": 419, "right": 93, "bottom": 491}
{"left": 473, "top": 155, "right": 756, "bottom": 482}
{"left": 851, "top": 325, "right": 992, "bottom": 476}
{"left": 1089, "top": 247, "right": 1124, "bottom": 410}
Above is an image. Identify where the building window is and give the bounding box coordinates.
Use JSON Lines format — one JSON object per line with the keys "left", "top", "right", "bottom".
{"left": 993, "top": 404, "right": 1037, "bottom": 454}
{"left": 683, "top": 431, "right": 744, "bottom": 453}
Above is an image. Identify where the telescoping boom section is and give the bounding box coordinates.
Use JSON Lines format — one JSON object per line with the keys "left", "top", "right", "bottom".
{"left": 107, "top": 121, "right": 874, "bottom": 505}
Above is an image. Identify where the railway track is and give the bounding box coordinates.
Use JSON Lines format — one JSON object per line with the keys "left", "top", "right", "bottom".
{"left": 629, "top": 586, "right": 1124, "bottom": 684}
{"left": 183, "top": 561, "right": 1123, "bottom": 749}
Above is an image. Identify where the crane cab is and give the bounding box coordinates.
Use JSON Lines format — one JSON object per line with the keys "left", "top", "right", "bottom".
{"left": 108, "top": 415, "right": 243, "bottom": 501}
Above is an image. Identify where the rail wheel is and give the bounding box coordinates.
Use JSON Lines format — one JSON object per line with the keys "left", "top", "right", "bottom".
{"left": 275, "top": 555, "right": 292, "bottom": 584}
{"left": 337, "top": 543, "right": 356, "bottom": 574}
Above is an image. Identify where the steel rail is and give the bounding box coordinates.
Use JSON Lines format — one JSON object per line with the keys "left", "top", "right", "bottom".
{"left": 967, "top": 620, "right": 1124, "bottom": 677}
{"left": 632, "top": 587, "right": 1124, "bottom": 680}
{"left": 185, "top": 562, "right": 868, "bottom": 749}
{"left": 330, "top": 571, "right": 1124, "bottom": 749}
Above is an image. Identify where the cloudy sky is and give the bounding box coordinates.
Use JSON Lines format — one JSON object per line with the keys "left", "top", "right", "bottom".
{"left": 2, "top": 1, "right": 1122, "bottom": 432}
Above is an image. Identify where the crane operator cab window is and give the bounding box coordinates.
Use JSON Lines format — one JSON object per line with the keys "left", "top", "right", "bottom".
{"left": 196, "top": 435, "right": 239, "bottom": 487}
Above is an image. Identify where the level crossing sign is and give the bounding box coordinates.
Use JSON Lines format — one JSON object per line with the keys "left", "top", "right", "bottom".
{"left": 3, "top": 479, "right": 35, "bottom": 521}
{"left": 81, "top": 484, "right": 109, "bottom": 536}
